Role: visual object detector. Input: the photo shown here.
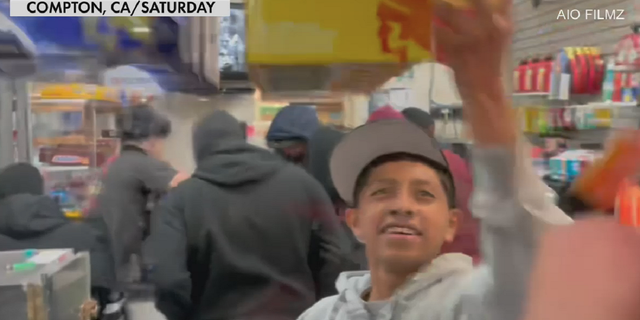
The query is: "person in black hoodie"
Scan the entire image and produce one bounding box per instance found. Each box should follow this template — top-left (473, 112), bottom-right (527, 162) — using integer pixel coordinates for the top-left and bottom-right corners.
top-left (306, 126), bottom-right (367, 270)
top-left (266, 105), bottom-right (320, 166)
top-left (145, 110), bottom-right (349, 320)
top-left (0, 163), bottom-right (116, 314)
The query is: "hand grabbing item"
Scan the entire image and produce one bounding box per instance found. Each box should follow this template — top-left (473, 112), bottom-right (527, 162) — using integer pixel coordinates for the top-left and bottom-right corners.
top-left (570, 129), bottom-right (640, 211)
top-left (432, 0), bottom-right (516, 148)
top-left (523, 219), bottom-right (640, 320)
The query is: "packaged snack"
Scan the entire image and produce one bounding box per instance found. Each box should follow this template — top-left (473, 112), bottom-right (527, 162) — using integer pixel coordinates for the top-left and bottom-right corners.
top-left (572, 130), bottom-right (640, 210)
top-left (246, 0), bottom-right (501, 100)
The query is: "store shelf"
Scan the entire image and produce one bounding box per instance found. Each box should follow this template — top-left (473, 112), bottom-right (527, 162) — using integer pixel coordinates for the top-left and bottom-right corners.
top-left (513, 92), bottom-right (550, 97)
top-left (611, 65), bottom-right (640, 73)
top-left (586, 101), bottom-right (636, 108)
top-left (38, 166), bottom-right (90, 172)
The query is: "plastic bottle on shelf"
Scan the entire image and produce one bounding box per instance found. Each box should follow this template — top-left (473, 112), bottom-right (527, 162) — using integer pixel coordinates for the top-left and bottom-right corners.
top-left (602, 57), bottom-right (615, 102)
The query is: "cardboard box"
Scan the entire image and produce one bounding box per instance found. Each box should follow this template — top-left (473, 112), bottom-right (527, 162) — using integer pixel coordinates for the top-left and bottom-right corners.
top-left (246, 0), bottom-right (433, 97)
top-left (0, 249), bottom-right (92, 320)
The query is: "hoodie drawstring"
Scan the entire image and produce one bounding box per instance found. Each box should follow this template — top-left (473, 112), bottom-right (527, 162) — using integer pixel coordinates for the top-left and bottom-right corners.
top-left (327, 291), bottom-right (347, 320)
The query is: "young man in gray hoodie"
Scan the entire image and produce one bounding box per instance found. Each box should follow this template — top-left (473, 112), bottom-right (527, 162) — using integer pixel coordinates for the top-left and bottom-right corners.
top-left (297, 1), bottom-right (573, 319)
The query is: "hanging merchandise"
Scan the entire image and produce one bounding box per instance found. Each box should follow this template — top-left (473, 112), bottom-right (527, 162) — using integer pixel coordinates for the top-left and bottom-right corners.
top-left (614, 32), bottom-right (640, 71)
top-left (602, 57), bottom-right (616, 101)
top-left (588, 47), bottom-right (605, 94)
top-left (550, 50), bottom-right (570, 99)
top-left (574, 48), bottom-right (587, 94)
top-left (566, 47), bottom-right (584, 94)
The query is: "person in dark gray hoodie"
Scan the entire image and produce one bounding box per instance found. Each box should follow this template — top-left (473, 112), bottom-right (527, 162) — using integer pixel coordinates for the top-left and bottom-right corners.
top-left (307, 126), bottom-right (367, 270)
top-left (144, 110), bottom-right (350, 320)
top-left (0, 163), bottom-right (116, 317)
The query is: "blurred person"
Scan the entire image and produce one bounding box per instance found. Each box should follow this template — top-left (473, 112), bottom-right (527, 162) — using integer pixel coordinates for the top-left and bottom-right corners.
top-left (298, 1), bottom-right (573, 320)
top-left (266, 105), bottom-right (320, 165)
top-left (522, 219), bottom-right (640, 320)
top-left (401, 107), bottom-right (478, 261)
top-left (145, 110), bottom-right (349, 320)
top-left (0, 163), bottom-right (116, 317)
top-left (366, 105), bottom-right (404, 123)
top-left (307, 126), bottom-right (367, 270)
top-left (92, 105), bottom-right (188, 285)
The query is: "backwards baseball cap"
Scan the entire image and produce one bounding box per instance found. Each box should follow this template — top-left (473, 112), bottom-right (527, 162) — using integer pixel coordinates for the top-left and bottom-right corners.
top-left (329, 119), bottom-right (451, 206)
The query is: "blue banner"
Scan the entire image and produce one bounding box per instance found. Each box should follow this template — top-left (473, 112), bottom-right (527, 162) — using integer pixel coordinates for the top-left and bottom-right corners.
top-left (0, 3), bottom-right (178, 56)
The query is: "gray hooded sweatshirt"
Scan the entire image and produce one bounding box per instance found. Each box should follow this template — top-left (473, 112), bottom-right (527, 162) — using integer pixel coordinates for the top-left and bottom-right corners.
top-left (298, 143), bottom-right (573, 320)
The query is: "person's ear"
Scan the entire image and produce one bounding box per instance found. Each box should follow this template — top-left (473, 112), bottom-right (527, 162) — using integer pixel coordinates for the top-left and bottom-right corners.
top-left (345, 208), bottom-right (365, 243)
top-left (444, 208), bottom-right (461, 243)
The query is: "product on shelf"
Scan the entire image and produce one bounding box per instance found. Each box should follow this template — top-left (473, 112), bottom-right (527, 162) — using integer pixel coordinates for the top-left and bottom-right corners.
top-left (576, 47), bottom-right (590, 94)
top-left (549, 50), bottom-right (569, 99)
top-left (524, 58), bottom-right (534, 92)
top-left (602, 57), bottom-right (616, 101)
top-left (522, 103), bottom-right (614, 136)
top-left (31, 83), bottom-right (125, 168)
top-left (588, 47), bottom-right (605, 94)
top-left (513, 62), bottom-right (522, 93)
top-left (549, 149), bottom-right (600, 182)
top-left (614, 32), bottom-right (640, 71)
top-left (537, 56), bottom-right (553, 93)
top-left (43, 167), bottom-right (96, 219)
top-left (544, 47), bottom-right (605, 97)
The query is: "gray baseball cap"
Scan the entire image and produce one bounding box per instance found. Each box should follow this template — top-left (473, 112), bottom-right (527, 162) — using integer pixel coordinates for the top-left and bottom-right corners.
top-left (329, 119), bottom-right (450, 206)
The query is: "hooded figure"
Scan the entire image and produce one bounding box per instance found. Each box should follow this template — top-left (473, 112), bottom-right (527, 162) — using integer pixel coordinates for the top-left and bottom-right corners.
top-left (401, 107), bottom-right (479, 262)
top-left (0, 163), bottom-right (115, 290)
top-left (145, 111), bottom-right (350, 320)
top-left (266, 105), bottom-right (320, 165)
top-left (307, 127), bottom-right (367, 270)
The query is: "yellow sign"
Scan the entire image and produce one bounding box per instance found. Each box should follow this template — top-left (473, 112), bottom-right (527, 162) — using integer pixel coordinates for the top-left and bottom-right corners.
top-left (37, 83), bottom-right (119, 102)
top-left (246, 0), bottom-right (433, 64)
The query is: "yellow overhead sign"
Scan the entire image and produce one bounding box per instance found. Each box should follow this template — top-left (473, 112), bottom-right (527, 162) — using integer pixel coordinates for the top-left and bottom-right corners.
top-left (35, 83), bottom-right (119, 103)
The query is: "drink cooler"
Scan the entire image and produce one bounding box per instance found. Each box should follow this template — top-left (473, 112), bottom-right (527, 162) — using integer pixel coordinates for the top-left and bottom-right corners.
top-left (0, 250), bottom-right (92, 320)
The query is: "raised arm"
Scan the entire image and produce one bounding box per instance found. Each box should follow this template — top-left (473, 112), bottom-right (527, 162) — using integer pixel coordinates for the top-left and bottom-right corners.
top-left (433, 1), bottom-right (571, 319)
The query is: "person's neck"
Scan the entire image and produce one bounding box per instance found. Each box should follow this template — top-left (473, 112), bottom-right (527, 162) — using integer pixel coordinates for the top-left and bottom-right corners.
top-left (367, 267), bottom-right (414, 301)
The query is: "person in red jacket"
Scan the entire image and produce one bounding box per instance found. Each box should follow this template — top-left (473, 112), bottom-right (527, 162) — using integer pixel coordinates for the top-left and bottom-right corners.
top-left (367, 105), bottom-right (404, 123)
top-left (401, 107), bottom-right (479, 263)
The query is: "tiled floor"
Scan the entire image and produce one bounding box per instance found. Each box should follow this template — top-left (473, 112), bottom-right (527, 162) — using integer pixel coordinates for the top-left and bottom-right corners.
top-left (127, 301), bottom-right (166, 320)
